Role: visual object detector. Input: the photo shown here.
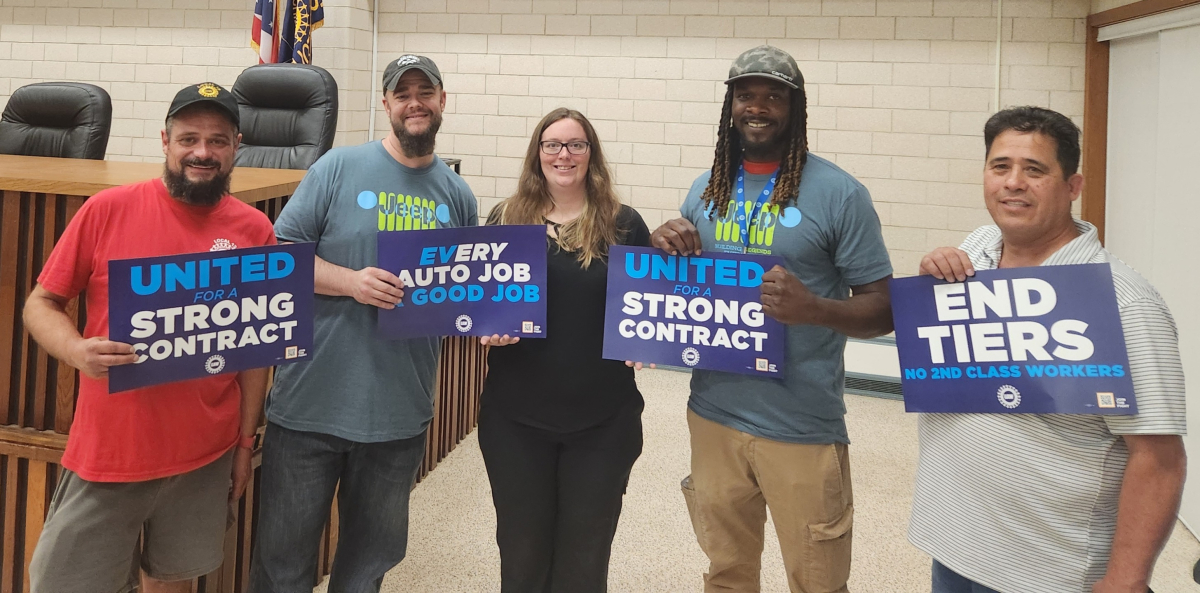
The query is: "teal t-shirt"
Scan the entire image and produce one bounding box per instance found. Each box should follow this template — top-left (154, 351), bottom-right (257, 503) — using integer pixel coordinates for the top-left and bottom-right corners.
top-left (680, 154), bottom-right (891, 444)
top-left (270, 141), bottom-right (479, 442)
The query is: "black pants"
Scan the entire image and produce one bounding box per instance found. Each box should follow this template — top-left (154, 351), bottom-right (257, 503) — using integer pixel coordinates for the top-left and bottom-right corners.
top-left (478, 398), bottom-right (643, 593)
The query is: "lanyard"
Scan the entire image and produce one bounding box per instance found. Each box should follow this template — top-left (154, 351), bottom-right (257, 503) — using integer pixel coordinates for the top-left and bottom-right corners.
top-left (734, 164), bottom-right (778, 252)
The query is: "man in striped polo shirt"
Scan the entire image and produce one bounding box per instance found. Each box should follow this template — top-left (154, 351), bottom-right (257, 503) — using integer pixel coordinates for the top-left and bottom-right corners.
top-left (909, 106), bottom-right (1187, 593)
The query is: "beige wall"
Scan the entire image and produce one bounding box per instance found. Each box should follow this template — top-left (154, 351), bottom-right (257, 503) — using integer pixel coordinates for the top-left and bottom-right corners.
top-left (0, 0), bottom-right (260, 161)
top-left (0, 0), bottom-right (1094, 274)
top-left (372, 0), bottom-right (1090, 273)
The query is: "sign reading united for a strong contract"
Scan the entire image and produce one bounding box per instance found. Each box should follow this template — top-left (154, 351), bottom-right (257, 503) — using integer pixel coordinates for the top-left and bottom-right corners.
top-left (890, 263), bottom-right (1136, 415)
top-left (108, 243), bottom-right (316, 393)
top-left (602, 246), bottom-right (786, 376)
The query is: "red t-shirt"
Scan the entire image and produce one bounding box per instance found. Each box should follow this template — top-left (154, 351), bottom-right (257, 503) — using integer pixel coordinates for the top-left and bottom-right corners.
top-left (38, 178), bottom-right (276, 482)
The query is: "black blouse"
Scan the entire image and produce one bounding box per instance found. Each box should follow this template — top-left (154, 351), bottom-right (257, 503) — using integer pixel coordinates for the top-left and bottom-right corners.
top-left (482, 205), bottom-right (651, 432)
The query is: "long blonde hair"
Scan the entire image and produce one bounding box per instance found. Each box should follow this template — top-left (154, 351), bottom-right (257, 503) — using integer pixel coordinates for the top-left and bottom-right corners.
top-left (495, 108), bottom-right (621, 269)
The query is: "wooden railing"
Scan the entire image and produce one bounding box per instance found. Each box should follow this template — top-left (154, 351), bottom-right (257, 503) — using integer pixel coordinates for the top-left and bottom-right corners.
top-left (0, 160), bottom-right (487, 592)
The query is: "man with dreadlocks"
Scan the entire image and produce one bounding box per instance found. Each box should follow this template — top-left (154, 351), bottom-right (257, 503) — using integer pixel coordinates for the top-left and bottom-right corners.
top-left (651, 45), bottom-right (894, 593)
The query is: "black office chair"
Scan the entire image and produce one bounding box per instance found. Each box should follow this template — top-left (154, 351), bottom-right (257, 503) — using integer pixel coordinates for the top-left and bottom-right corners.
top-left (232, 63), bottom-right (338, 170)
top-left (0, 82), bottom-right (112, 160)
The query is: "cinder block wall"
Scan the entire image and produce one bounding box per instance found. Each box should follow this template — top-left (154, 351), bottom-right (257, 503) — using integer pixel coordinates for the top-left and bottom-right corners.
top-left (373, 0), bottom-right (1089, 273)
top-left (0, 0), bottom-right (1092, 274)
top-left (0, 0), bottom-right (261, 161)
top-left (0, 0), bottom-right (375, 155)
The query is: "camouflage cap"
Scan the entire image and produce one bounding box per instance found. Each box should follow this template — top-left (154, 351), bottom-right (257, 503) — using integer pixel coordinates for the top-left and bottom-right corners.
top-left (725, 45), bottom-right (802, 90)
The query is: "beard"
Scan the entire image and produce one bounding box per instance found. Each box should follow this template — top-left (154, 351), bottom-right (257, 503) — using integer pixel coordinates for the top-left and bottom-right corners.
top-left (391, 110), bottom-right (442, 158)
top-left (162, 159), bottom-right (232, 207)
top-left (736, 120), bottom-right (788, 157)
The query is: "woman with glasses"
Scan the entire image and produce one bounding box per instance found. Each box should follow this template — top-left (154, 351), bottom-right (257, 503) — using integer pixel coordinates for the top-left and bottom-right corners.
top-left (478, 108), bottom-right (649, 593)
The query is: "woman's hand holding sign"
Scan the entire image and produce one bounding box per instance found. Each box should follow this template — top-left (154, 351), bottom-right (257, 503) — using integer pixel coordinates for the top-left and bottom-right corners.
top-left (650, 217), bottom-right (703, 256)
top-left (919, 247), bottom-right (975, 282)
top-left (481, 334), bottom-right (521, 346)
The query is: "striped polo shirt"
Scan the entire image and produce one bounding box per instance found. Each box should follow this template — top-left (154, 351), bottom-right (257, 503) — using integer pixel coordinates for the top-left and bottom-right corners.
top-left (907, 220), bottom-right (1187, 593)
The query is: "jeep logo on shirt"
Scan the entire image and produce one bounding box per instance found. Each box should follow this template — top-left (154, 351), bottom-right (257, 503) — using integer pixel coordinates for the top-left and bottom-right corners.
top-left (356, 190), bottom-right (452, 231)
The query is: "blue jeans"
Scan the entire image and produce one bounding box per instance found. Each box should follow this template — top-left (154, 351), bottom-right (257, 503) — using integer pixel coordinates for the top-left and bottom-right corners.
top-left (931, 561), bottom-right (1002, 593)
top-left (248, 422), bottom-right (427, 593)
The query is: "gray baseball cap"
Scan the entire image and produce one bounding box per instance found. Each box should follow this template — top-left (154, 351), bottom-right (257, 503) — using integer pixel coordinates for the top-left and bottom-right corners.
top-left (382, 54), bottom-right (443, 91)
top-left (725, 45), bottom-right (803, 90)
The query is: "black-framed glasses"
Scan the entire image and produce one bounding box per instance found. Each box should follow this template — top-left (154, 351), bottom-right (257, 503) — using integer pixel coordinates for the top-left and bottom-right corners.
top-left (540, 141), bottom-right (590, 155)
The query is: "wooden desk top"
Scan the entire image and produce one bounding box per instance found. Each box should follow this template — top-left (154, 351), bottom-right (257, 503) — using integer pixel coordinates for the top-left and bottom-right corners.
top-left (0, 154), bottom-right (306, 204)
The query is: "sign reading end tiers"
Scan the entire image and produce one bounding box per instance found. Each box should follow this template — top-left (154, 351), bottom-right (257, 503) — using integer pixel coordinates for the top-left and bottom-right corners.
top-left (890, 263), bottom-right (1136, 414)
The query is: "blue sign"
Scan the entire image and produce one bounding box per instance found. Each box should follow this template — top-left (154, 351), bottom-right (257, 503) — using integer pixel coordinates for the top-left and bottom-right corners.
top-left (891, 263), bottom-right (1136, 414)
top-left (108, 243), bottom-right (316, 393)
top-left (377, 225), bottom-right (547, 339)
top-left (602, 246), bottom-right (786, 376)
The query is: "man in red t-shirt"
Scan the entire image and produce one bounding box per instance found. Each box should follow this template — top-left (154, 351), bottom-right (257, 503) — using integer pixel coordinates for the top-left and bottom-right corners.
top-left (23, 83), bottom-right (274, 593)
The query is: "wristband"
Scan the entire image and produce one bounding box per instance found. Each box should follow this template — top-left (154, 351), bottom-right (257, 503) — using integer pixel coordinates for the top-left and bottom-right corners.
top-left (237, 435), bottom-right (256, 450)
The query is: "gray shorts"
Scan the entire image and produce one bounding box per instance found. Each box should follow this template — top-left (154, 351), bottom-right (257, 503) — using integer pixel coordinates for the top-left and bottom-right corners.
top-left (29, 449), bottom-right (234, 593)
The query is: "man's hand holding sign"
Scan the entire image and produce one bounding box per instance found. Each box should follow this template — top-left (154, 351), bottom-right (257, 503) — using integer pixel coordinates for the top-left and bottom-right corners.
top-left (318, 259), bottom-right (406, 310)
top-left (650, 217), bottom-right (893, 338)
top-left (919, 246), bottom-right (975, 282)
top-left (74, 336), bottom-right (141, 379)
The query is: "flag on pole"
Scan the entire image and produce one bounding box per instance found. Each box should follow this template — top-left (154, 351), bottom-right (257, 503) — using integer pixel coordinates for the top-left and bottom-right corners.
top-left (251, 0), bottom-right (279, 64)
top-left (277, 0), bottom-right (325, 65)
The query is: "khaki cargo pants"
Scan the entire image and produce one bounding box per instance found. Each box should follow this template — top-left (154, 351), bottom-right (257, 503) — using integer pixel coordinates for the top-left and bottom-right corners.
top-left (682, 410), bottom-right (853, 593)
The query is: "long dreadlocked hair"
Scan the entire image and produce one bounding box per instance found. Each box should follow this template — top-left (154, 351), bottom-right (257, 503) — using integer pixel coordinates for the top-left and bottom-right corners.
top-left (700, 83), bottom-right (809, 218)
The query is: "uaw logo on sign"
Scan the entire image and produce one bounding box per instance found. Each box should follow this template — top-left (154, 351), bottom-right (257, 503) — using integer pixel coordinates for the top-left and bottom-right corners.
top-left (890, 263), bottom-right (1137, 415)
top-left (204, 355), bottom-right (226, 375)
top-left (107, 243), bottom-right (316, 393)
top-left (601, 246), bottom-right (786, 377)
top-left (377, 225), bottom-right (548, 339)
top-left (455, 315), bottom-right (473, 333)
top-left (997, 384), bottom-right (1021, 409)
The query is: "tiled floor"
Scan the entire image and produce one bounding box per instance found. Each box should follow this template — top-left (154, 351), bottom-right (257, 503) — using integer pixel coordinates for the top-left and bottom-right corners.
top-left (316, 368), bottom-right (1200, 592)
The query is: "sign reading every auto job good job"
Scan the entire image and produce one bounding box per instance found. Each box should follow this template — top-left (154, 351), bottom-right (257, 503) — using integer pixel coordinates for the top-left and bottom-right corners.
top-left (890, 263), bottom-right (1136, 414)
top-left (377, 225), bottom-right (547, 339)
top-left (602, 246), bottom-right (786, 376)
top-left (108, 243), bottom-right (316, 393)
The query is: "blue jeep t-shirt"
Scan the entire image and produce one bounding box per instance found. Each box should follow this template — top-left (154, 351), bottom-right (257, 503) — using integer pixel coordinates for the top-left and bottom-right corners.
top-left (680, 154), bottom-right (891, 444)
top-left (270, 141), bottom-right (479, 442)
